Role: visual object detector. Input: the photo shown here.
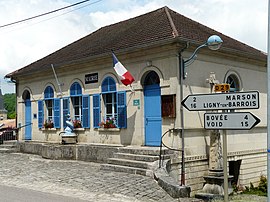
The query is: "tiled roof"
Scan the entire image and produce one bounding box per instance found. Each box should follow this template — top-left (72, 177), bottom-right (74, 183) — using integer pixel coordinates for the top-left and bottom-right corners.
top-left (6, 6), bottom-right (266, 78)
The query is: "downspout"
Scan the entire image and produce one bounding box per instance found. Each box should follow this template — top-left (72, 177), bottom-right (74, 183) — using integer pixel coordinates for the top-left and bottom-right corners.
top-left (9, 77), bottom-right (18, 137)
top-left (179, 43), bottom-right (188, 186)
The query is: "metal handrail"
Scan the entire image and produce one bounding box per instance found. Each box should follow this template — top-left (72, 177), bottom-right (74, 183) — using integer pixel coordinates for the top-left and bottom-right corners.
top-left (159, 128), bottom-right (183, 168)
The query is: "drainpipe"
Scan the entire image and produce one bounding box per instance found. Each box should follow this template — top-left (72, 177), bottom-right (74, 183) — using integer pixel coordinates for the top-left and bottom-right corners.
top-left (179, 43), bottom-right (188, 186)
top-left (9, 77), bottom-right (18, 139)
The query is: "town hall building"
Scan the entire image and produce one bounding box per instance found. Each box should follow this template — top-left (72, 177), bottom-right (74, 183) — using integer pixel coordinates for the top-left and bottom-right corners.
top-left (5, 7), bottom-right (267, 195)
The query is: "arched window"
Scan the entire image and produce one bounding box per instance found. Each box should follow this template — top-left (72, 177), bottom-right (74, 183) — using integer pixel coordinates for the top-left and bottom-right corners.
top-left (93, 76), bottom-right (127, 129)
top-left (70, 82), bottom-right (83, 122)
top-left (102, 76), bottom-right (116, 92)
top-left (44, 86), bottom-right (54, 99)
top-left (61, 81), bottom-right (90, 129)
top-left (102, 77), bottom-right (117, 125)
top-left (38, 86), bottom-right (61, 129)
top-left (22, 90), bottom-right (31, 100)
top-left (44, 86), bottom-right (54, 125)
top-left (225, 72), bottom-right (241, 92)
top-left (144, 71), bottom-right (160, 86)
top-left (70, 82), bottom-right (82, 96)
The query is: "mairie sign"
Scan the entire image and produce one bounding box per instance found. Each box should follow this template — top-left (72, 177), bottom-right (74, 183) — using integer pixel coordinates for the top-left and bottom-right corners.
top-left (181, 91), bottom-right (259, 111)
top-left (204, 112), bottom-right (260, 130)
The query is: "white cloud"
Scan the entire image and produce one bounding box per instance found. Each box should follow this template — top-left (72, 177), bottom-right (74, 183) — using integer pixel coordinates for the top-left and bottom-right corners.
top-left (0, 0), bottom-right (268, 94)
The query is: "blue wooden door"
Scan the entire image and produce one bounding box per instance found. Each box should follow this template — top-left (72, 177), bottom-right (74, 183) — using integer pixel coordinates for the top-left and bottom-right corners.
top-left (25, 99), bottom-right (32, 140)
top-left (144, 84), bottom-right (161, 146)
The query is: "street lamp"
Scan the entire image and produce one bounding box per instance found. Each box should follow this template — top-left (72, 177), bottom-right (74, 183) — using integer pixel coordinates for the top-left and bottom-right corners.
top-left (179, 35), bottom-right (223, 186)
top-left (182, 35), bottom-right (223, 79)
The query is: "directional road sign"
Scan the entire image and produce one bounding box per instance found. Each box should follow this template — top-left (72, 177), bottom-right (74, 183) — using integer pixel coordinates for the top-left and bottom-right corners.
top-left (181, 91), bottom-right (259, 111)
top-left (204, 112), bottom-right (260, 130)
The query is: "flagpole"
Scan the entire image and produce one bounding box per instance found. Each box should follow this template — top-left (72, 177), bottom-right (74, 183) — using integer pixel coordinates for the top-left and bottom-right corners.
top-left (267, 1), bottom-right (270, 201)
top-left (51, 64), bottom-right (63, 96)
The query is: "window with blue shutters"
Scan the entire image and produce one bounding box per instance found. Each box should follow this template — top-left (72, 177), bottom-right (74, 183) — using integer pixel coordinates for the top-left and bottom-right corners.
top-left (70, 82), bottom-right (83, 127)
top-left (97, 76), bottom-right (127, 128)
top-left (44, 86), bottom-right (54, 125)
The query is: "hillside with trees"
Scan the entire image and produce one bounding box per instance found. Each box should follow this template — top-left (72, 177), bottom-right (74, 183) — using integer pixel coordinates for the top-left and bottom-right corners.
top-left (4, 93), bottom-right (16, 119)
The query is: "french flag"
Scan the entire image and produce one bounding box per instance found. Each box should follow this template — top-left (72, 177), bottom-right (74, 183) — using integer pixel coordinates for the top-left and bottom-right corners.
top-left (112, 53), bottom-right (135, 86)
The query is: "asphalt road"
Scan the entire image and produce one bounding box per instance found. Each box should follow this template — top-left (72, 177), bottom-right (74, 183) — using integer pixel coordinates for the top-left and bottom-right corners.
top-left (0, 184), bottom-right (89, 202)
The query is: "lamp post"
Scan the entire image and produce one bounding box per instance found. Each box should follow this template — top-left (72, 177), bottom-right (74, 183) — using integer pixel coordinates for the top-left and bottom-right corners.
top-left (179, 35), bottom-right (223, 186)
top-left (182, 35), bottom-right (223, 79)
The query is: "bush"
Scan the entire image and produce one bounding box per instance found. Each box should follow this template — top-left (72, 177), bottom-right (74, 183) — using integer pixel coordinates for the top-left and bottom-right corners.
top-left (242, 175), bottom-right (267, 197)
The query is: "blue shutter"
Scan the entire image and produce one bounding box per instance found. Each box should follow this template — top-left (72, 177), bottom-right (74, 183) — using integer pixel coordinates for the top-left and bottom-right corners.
top-left (38, 100), bottom-right (44, 129)
top-left (63, 97), bottom-right (70, 128)
top-left (54, 98), bottom-right (61, 128)
top-left (117, 91), bottom-right (127, 128)
top-left (93, 94), bottom-right (100, 128)
top-left (82, 95), bottom-right (90, 128)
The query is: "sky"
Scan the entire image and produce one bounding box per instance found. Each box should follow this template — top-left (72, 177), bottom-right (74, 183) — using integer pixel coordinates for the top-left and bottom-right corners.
top-left (0, 0), bottom-right (268, 94)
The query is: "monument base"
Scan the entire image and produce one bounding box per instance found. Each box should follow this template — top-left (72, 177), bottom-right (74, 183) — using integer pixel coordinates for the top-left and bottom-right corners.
top-left (61, 134), bottom-right (77, 144)
top-left (195, 174), bottom-right (234, 201)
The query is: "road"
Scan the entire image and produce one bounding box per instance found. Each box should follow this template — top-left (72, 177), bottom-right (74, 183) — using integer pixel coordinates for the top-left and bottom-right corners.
top-left (0, 184), bottom-right (89, 202)
top-left (0, 153), bottom-right (196, 202)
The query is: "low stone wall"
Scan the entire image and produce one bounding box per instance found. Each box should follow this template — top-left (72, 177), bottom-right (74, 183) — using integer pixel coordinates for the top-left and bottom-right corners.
top-left (169, 156), bottom-right (209, 196)
top-left (17, 141), bottom-right (121, 162)
top-left (18, 141), bottom-right (43, 155)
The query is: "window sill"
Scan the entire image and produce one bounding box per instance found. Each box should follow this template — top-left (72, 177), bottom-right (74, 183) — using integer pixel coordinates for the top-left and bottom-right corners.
top-left (97, 128), bottom-right (120, 132)
top-left (41, 128), bottom-right (57, 131)
top-left (74, 128), bottom-right (85, 131)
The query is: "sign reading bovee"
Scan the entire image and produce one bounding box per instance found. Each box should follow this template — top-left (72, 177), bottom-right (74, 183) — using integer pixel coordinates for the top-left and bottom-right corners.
top-left (204, 112), bottom-right (260, 130)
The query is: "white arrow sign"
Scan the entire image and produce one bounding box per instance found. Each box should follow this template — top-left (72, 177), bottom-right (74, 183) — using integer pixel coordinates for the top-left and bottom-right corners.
top-left (181, 91), bottom-right (259, 111)
top-left (204, 112), bottom-right (260, 130)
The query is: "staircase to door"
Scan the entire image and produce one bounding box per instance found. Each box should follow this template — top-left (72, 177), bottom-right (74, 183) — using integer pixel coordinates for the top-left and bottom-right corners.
top-left (101, 146), bottom-right (175, 177)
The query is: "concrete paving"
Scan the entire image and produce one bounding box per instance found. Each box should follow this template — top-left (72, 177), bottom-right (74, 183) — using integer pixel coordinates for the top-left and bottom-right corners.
top-left (0, 153), bottom-right (201, 202)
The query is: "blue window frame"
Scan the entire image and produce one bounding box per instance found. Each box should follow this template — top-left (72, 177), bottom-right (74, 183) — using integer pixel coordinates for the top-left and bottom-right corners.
top-left (38, 86), bottom-right (61, 128)
top-left (93, 76), bottom-right (127, 128)
top-left (70, 82), bottom-right (82, 122)
top-left (44, 86), bottom-right (54, 122)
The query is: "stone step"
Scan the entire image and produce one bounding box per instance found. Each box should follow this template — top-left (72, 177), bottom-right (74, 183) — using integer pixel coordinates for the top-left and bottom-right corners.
top-left (0, 148), bottom-right (16, 153)
top-left (101, 163), bottom-right (153, 177)
top-left (107, 158), bottom-right (150, 169)
top-left (114, 152), bottom-right (171, 162)
top-left (0, 144), bottom-right (16, 149)
top-left (2, 140), bottom-right (17, 145)
top-left (119, 146), bottom-right (174, 156)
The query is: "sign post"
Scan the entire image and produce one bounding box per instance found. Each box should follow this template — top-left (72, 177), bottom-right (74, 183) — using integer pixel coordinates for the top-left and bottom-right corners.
top-left (181, 90), bottom-right (260, 202)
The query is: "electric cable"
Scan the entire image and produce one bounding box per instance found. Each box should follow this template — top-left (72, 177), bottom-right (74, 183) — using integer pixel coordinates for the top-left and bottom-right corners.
top-left (0, 0), bottom-right (93, 29)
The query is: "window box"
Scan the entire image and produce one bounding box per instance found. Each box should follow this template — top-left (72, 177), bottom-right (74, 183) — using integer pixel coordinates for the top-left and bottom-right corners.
top-left (97, 128), bottom-right (120, 132)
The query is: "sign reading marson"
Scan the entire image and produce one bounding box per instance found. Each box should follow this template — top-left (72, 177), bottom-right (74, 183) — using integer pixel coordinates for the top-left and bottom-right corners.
top-left (181, 91), bottom-right (259, 111)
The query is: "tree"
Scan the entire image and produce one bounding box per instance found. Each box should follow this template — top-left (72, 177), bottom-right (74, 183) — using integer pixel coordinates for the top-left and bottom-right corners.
top-left (4, 93), bottom-right (16, 119)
